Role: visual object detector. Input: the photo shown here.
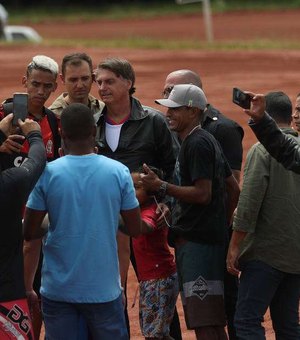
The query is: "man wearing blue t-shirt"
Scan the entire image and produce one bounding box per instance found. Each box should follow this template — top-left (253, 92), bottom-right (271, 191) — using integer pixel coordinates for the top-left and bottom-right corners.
top-left (23, 103), bottom-right (141, 339)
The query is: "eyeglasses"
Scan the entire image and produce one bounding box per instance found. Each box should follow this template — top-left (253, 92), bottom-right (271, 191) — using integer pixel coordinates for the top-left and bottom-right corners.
top-left (162, 86), bottom-right (174, 99)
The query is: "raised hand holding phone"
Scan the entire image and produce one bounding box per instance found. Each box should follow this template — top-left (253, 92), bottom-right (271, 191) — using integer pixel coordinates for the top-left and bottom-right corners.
top-left (13, 92), bottom-right (28, 126)
top-left (232, 87), bottom-right (251, 109)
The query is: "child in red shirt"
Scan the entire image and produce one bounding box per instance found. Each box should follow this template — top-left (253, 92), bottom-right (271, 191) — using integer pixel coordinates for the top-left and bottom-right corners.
top-left (131, 167), bottom-right (178, 339)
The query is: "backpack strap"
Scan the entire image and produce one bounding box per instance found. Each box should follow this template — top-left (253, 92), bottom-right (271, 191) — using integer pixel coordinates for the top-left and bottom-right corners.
top-left (1, 99), bottom-right (13, 116)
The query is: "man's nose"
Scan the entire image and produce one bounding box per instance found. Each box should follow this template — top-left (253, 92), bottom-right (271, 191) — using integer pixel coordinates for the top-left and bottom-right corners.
top-left (37, 85), bottom-right (45, 95)
top-left (76, 79), bottom-right (84, 88)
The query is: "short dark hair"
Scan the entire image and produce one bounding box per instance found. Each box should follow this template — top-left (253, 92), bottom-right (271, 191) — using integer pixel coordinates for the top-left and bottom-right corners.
top-left (61, 53), bottom-right (93, 77)
top-left (265, 91), bottom-right (292, 125)
top-left (97, 58), bottom-right (136, 95)
top-left (61, 103), bottom-right (95, 141)
top-left (133, 165), bottom-right (164, 200)
top-left (134, 165), bottom-right (164, 180)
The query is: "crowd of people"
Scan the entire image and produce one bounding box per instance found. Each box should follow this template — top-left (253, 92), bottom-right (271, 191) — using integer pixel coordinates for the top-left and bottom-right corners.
top-left (0, 52), bottom-right (299, 340)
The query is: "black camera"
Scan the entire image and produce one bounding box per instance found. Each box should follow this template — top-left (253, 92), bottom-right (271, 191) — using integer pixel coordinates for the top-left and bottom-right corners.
top-left (232, 87), bottom-right (251, 109)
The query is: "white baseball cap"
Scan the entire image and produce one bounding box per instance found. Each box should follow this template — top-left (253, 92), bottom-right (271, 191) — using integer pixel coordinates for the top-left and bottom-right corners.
top-left (155, 84), bottom-right (207, 110)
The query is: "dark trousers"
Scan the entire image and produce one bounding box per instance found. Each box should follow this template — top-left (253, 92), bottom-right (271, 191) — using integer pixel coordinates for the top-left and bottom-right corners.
top-left (224, 269), bottom-right (238, 339)
top-left (224, 227), bottom-right (238, 340)
top-left (235, 260), bottom-right (300, 340)
top-left (42, 294), bottom-right (128, 340)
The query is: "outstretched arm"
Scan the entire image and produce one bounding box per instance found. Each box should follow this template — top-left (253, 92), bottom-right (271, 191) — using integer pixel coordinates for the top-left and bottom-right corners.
top-left (250, 114), bottom-right (300, 173)
top-left (241, 91), bottom-right (300, 173)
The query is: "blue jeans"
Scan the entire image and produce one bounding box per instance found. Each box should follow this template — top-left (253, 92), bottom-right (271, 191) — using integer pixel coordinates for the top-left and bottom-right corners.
top-left (235, 260), bottom-right (300, 340)
top-left (42, 294), bottom-right (128, 340)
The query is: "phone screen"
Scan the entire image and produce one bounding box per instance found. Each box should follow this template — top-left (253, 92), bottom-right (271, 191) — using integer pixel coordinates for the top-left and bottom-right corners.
top-left (232, 87), bottom-right (251, 109)
top-left (13, 93), bottom-right (28, 126)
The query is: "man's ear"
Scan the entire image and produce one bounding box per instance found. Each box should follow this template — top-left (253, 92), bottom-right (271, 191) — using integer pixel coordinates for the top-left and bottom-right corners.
top-left (190, 107), bottom-right (200, 119)
top-left (126, 79), bottom-right (132, 92)
top-left (22, 76), bottom-right (27, 87)
top-left (60, 73), bottom-right (65, 83)
top-left (52, 81), bottom-right (58, 93)
top-left (58, 147), bottom-right (64, 157)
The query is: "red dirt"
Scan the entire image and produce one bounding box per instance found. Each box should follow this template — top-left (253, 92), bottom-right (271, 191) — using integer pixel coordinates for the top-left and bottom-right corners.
top-left (1, 8), bottom-right (300, 339)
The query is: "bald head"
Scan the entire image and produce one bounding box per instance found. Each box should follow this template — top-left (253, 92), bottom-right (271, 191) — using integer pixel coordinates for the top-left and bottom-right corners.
top-left (163, 69), bottom-right (202, 98)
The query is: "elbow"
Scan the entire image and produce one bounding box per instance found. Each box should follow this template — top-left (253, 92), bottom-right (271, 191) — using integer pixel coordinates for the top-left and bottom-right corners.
top-left (24, 234), bottom-right (33, 241)
top-left (196, 192), bottom-right (211, 205)
top-left (23, 224), bottom-right (43, 241)
top-left (23, 228), bottom-right (36, 241)
top-left (132, 221), bottom-right (143, 238)
top-left (130, 220), bottom-right (143, 238)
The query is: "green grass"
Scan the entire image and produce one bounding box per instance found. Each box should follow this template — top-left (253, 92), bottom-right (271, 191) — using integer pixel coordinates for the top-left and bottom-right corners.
top-left (3, 1), bottom-right (300, 51)
top-left (6, 1), bottom-right (300, 24)
top-left (2, 37), bottom-right (299, 51)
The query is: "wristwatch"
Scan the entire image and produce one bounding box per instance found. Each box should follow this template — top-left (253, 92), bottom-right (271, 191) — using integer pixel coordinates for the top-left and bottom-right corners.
top-left (158, 181), bottom-right (168, 199)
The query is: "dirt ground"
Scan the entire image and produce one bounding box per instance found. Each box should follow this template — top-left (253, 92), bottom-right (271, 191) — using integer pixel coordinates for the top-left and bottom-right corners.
top-left (1, 7), bottom-right (300, 339)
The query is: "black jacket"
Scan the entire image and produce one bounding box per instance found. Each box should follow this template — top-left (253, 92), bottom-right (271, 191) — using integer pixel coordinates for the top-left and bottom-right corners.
top-left (202, 104), bottom-right (244, 171)
top-left (96, 97), bottom-right (175, 181)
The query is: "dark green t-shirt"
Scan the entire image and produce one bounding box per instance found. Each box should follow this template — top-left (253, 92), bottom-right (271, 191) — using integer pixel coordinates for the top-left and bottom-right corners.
top-left (234, 128), bottom-right (300, 274)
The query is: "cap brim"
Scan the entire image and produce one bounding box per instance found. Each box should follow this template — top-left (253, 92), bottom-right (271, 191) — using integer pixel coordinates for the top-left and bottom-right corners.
top-left (155, 98), bottom-right (183, 108)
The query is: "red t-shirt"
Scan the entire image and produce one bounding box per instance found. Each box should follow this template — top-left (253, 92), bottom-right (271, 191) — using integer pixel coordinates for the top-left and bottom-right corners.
top-left (21, 114), bottom-right (55, 160)
top-left (0, 105), bottom-right (56, 166)
top-left (132, 202), bottom-right (177, 281)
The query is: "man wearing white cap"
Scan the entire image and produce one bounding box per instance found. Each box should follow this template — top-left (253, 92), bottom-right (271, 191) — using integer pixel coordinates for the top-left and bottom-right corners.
top-left (141, 84), bottom-right (240, 340)
top-left (163, 70), bottom-right (244, 340)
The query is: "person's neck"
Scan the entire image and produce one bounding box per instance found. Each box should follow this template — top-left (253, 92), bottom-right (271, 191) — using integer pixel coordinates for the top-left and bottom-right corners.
top-left (62, 135), bottom-right (96, 156)
top-left (66, 145), bottom-right (95, 156)
top-left (140, 197), bottom-right (154, 208)
top-left (65, 94), bottom-right (89, 106)
top-left (179, 122), bottom-right (200, 141)
top-left (106, 98), bottom-right (131, 124)
top-left (28, 103), bottom-right (44, 120)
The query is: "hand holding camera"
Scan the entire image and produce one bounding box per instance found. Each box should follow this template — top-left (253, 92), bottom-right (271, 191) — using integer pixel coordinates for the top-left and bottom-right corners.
top-left (12, 92), bottom-right (40, 136)
top-left (232, 87), bottom-right (251, 109)
top-left (18, 119), bottom-right (41, 137)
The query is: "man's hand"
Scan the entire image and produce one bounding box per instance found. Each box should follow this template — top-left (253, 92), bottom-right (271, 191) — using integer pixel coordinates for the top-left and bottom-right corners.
top-left (0, 113), bottom-right (13, 137)
top-left (26, 289), bottom-right (40, 321)
top-left (226, 243), bottom-right (240, 277)
top-left (18, 118), bottom-right (41, 137)
top-left (226, 230), bottom-right (246, 276)
top-left (140, 163), bottom-right (162, 192)
top-left (244, 92), bottom-right (266, 123)
top-left (0, 134), bottom-right (25, 154)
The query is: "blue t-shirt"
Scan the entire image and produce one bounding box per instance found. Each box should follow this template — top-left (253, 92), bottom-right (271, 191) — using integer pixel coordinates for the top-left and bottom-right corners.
top-left (26, 153), bottom-right (138, 303)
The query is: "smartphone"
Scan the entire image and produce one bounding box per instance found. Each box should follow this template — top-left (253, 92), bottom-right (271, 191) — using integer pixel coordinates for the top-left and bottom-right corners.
top-left (232, 87), bottom-right (251, 109)
top-left (13, 92), bottom-right (28, 126)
